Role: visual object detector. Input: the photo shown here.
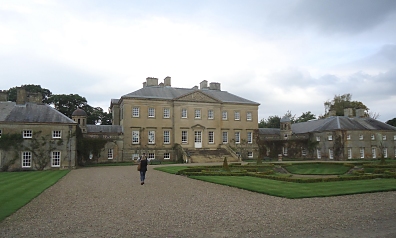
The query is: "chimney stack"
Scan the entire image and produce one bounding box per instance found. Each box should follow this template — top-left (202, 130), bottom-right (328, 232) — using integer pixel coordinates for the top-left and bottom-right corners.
top-left (16, 87), bottom-right (27, 105)
top-left (200, 80), bottom-right (208, 90)
top-left (146, 77), bottom-right (158, 87)
top-left (356, 109), bottom-right (366, 118)
top-left (0, 90), bottom-right (8, 101)
top-left (28, 92), bottom-right (43, 104)
top-left (164, 76), bottom-right (171, 87)
top-left (209, 82), bottom-right (221, 90)
top-left (344, 108), bottom-right (353, 117)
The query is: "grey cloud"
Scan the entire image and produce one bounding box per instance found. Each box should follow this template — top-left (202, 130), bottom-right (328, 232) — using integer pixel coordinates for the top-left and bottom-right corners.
top-left (285, 0), bottom-right (396, 34)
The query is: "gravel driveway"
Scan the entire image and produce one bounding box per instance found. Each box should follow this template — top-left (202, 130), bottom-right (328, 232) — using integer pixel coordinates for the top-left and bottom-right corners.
top-left (1, 165), bottom-right (395, 237)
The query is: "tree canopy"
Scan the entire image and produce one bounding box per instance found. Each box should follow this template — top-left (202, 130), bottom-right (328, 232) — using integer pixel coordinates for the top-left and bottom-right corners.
top-left (386, 118), bottom-right (396, 127)
top-left (323, 93), bottom-right (370, 117)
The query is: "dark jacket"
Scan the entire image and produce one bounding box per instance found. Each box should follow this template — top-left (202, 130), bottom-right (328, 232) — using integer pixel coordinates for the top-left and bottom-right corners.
top-left (140, 159), bottom-right (148, 172)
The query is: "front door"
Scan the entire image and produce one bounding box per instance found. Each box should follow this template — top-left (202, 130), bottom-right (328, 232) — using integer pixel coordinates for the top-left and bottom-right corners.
top-left (194, 131), bottom-right (202, 148)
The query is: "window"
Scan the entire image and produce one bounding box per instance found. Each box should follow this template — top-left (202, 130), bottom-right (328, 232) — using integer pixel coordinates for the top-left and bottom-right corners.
top-left (246, 112), bottom-right (252, 121)
top-left (222, 132), bottom-right (228, 143)
top-left (234, 111), bottom-right (240, 121)
top-left (247, 152), bottom-right (253, 158)
top-left (328, 135), bottom-right (333, 141)
top-left (317, 149), bottom-right (321, 159)
top-left (195, 109), bottom-right (201, 119)
top-left (181, 108), bottom-right (187, 118)
top-left (222, 111), bottom-right (227, 120)
top-left (132, 154), bottom-right (139, 160)
top-left (359, 135), bottom-right (363, 140)
top-left (360, 148), bottom-right (365, 159)
top-left (382, 135), bottom-right (387, 141)
top-left (247, 132), bottom-right (253, 144)
top-left (0, 129), bottom-right (3, 138)
top-left (329, 148), bottom-right (334, 159)
top-left (208, 131), bottom-right (214, 144)
top-left (302, 147), bottom-right (307, 156)
top-left (148, 153), bottom-right (155, 160)
top-left (52, 130), bottom-right (62, 139)
top-left (22, 152), bottom-right (32, 168)
top-left (163, 131), bottom-right (170, 144)
top-left (132, 131), bottom-right (139, 144)
top-left (394, 135), bottom-right (396, 141)
top-left (316, 136), bottom-right (320, 142)
top-left (372, 147), bottom-right (376, 159)
top-left (383, 148), bottom-right (388, 158)
top-left (51, 151), bottom-right (61, 167)
top-left (164, 153), bottom-right (170, 160)
top-left (148, 131), bottom-right (155, 144)
top-left (163, 108), bottom-right (170, 118)
top-left (371, 134), bottom-right (375, 140)
top-left (108, 149), bottom-right (113, 159)
top-left (348, 148), bottom-right (352, 159)
top-left (283, 147), bottom-right (288, 156)
top-left (347, 134), bottom-right (351, 140)
top-left (235, 132), bottom-right (240, 144)
top-left (148, 108), bottom-right (155, 118)
top-left (182, 131), bottom-right (188, 144)
top-left (23, 130), bottom-right (32, 138)
top-left (208, 110), bottom-right (214, 119)
top-left (132, 107), bottom-right (139, 117)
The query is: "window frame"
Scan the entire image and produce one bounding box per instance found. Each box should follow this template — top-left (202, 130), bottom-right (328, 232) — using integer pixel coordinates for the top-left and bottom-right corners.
top-left (148, 131), bottom-right (155, 144)
top-left (181, 131), bottom-right (188, 144)
top-left (194, 109), bottom-right (201, 119)
top-left (317, 149), bottom-right (321, 159)
top-left (383, 148), bottom-right (388, 158)
top-left (222, 131), bottom-right (228, 143)
top-left (163, 108), bottom-right (170, 118)
top-left (234, 131), bottom-right (240, 144)
top-left (51, 151), bottom-right (61, 167)
top-left (163, 130), bottom-right (170, 144)
top-left (359, 135), bottom-right (363, 140)
top-left (347, 134), bottom-right (351, 140)
top-left (234, 111), bottom-right (240, 121)
top-left (181, 108), bottom-right (187, 118)
top-left (23, 130), bottom-right (33, 139)
top-left (208, 131), bottom-right (214, 144)
top-left (382, 135), bottom-right (387, 141)
top-left (0, 129), bottom-right (3, 138)
top-left (327, 135), bottom-right (333, 141)
top-left (52, 130), bottom-right (62, 139)
top-left (132, 131), bottom-right (140, 144)
top-left (107, 149), bottom-right (113, 160)
top-left (208, 109), bottom-right (214, 119)
top-left (247, 132), bottom-right (253, 144)
top-left (372, 147), bottom-right (376, 159)
top-left (246, 112), bottom-right (252, 121)
top-left (22, 151), bottom-right (32, 168)
top-left (316, 136), bottom-right (320, 142)
top-left (148, 107), bottom-right (155, 118)
top-left (329, 148), bottom-right (334, 159)
top-left (148, 153), bottom-right (155, 160)
top-left (347, 148), bottom-right (352, 159)
top-left (222, 111), bottom-right (227, 120)
top-left (132, 107), bottom-right (140, 117)
top-left (371, 134), bottom-right (375, 140)
top-left (247, 151), bottom-right (253, 158)
top-left (360, 147), bottom-right (365, 159)
top-left (164, 152), bottom-right (170, 160)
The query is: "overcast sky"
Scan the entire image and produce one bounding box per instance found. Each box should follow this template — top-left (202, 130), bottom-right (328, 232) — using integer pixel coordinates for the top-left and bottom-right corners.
top-left (1, 0), bottom-right (396, 122)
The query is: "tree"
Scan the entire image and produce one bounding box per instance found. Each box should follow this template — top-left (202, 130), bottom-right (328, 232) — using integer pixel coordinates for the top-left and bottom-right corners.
top-left (386, 118), bottom-right (396, 127)
top-left (295, 111), bottom-right (316, 123)
top-left (258, 115), bottom-right (281, 128)
top-left (323, 94), bottom-right (370, 117)
top-left (84, 106), bottom-right (112, 125)
top-left (47, 94), bottom-right (88, 118)
top-left (7, 85), bottom-right (52, 103)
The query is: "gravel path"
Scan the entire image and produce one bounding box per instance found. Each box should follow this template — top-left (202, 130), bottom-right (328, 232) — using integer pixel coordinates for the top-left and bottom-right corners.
top-left (1, 165), bottom-right (395, 238)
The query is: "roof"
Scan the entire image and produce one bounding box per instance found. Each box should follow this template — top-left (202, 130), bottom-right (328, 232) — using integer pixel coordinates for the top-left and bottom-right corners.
top-left (259, 116), bottom-right (396, 135)
top-left (121, 86), bottom-right (260, 105)
top-left (72, 108), bottom-right (87, 116)
top-left (0, 102), bottom-right (76, 124)
top-left (280, 116), bottom-right (291, 123)
top-left (86, 125), bottom-right (123, 134)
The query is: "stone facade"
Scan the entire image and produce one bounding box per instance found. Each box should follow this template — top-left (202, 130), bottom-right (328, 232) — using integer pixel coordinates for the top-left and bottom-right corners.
top-left (110, 77), bottom-right (260, 162)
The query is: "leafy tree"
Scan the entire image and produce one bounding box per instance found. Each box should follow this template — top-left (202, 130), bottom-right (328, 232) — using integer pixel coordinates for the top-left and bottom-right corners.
top-left (47, 94), bottom-right (88, 118)
top-left (258, 115), bottom-right (281, 128)
top-left (295, 111), bottom-right (316, 123)
top-left (386, 118), bottom-right (396, 127)
top-left (7, 85), bottom-right (52, 103)
top-left (284, 110), bottom-right (296, 123)
top-left (84, 106), bottom-right (112, 125)
top-left (324, 94), bottom-right (369, 117)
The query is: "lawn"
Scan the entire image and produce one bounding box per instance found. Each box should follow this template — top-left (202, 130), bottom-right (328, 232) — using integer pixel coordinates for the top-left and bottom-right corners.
top-left (284, 163), bottom-right (351, 175)
top-left (155, 166), bottom-right (190, 174)
top-left (0, 170), bottom-right (69, 222)
top-left (190, 176), bottom-right (396, 199)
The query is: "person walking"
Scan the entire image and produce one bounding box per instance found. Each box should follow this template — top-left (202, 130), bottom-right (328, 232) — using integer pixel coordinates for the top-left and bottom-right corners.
top-left (138, 153), bottom-right (148, 185)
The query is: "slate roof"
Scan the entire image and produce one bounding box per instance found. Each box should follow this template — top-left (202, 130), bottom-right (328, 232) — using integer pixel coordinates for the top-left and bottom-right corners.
top-left (121, 86), bottom-right (259, 105)
top-left (259, 116), bottom-right (396, 135)
top-left (0, 102), bottom-right (76, 124)
top-left (86, 125), bottom-right (123, 134)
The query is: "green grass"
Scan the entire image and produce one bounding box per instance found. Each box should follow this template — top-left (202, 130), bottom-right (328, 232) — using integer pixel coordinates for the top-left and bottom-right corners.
top-left (84, 162), bottom-right (136, 167)
top-left (284, 163), bottom-right (350, 175)
top-left (0, 170), bottom-right (69, 222)
top-left (154, 166), bottom-right (190, 174)
top-left (190, 176), bottom-right (396, 198)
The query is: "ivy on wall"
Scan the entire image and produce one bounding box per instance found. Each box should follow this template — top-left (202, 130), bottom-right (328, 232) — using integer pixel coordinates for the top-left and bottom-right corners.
top-left (75, 127), bottom-right (108, 165)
